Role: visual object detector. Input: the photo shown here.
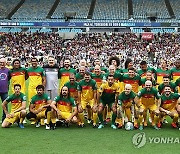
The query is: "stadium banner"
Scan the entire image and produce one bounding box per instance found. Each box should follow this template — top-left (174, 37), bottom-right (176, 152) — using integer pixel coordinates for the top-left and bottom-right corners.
top-left (0, 22), bottom-right (178, 27)
top-left (141, 32), bottom-right (154, 40)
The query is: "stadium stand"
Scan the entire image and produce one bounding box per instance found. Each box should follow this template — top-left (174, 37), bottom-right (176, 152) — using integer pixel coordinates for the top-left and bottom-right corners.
top-left (12, 0), bottom-right (55, 20)
top-left (52, 0), bottom-right (91, 19)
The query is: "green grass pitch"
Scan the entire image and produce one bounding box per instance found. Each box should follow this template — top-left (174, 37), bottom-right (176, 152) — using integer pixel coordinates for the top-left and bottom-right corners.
top-left (0, 81), bottom-right (179, 154)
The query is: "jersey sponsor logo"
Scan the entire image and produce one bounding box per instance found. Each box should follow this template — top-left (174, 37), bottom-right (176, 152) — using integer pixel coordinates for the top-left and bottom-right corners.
top-left (82, 86), bottom-right (92, 90)
top-left (12, 99), bottom-right (22, 104)
top-left (104, 89), bottom-right (116, 93)
top-left (172, 72), bottom-right (180, 76)
top-left (156, 73), bottom-right (169, 76)
top-left (123, 80), bottom-right (139, 84)
top-left (61, 73), bottom-right (71, 76)
top-left (142, 94), bottom-right (155, 98)
top-left (28, 72), bottom-right (41, 76)
top-left (69, 88), bottom-right (77, 92)
top-left (0, 73), bottom-right (7, 80)
top-left (11, 71), bottom-right (25, 77)
top-left (123, 99), bottom-right (133, 104)
top-left (93, 78), bottom-right (102, 83)
top-left (58, 101), bottom-right (71, 106)
top-left (163, 99), bottom-right (176, 104)
top-left (35, 99), bottom-right (45, 104)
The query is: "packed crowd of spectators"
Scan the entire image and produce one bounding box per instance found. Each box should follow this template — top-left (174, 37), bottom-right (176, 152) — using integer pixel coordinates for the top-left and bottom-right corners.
top-left (0, 32), bottom-right (179, 69)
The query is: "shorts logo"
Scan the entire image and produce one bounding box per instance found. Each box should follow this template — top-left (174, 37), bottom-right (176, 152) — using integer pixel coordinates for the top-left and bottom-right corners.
top-left (132, 132), bottom-right (146, 148)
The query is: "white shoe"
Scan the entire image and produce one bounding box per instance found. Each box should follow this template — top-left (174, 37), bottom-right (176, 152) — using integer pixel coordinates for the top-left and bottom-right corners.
top-left (36, 122), bottom-right (40, 128)
top-left (46, 124), bottom-right (50, 130)
top-left (23, 119), bottom-right (27, 124)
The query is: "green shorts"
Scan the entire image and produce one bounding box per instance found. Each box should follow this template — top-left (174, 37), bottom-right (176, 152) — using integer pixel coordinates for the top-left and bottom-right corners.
top-left (100, 99), bottom-right (114, 108)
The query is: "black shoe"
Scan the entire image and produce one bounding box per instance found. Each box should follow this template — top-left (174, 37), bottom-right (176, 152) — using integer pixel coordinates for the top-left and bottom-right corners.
top-left (50, 123), bottom-right (56, 130)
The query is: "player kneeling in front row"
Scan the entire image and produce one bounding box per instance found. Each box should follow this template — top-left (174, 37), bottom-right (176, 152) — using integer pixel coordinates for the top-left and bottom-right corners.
top-left (135, 80), bottom-right (161, 130)
top-left (158, 85), bottom-right (179, 128)
top-left (51, 86), bottom-right (78, 129)
top-left (98, 75), bottom-right (119, 129)
top-left (2, 84), bottom-right (26, 128)
top-left (117, 84), bottom-right (136, 129)
top-left (26, 85), bottom-right (52, 129)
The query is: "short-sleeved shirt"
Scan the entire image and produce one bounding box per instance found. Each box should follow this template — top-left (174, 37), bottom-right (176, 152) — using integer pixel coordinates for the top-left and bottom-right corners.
top-left (155, 68), bottom-right (171, 84)
top-left (6, 93), bottom-right (26, 112)
top-left (59, 68), bottom-right (76, 89)
top-left (137, 67), bottom-right (155, 78)
top-left (118, 91), bottom-right (136, 106)
top-left (27, 66), bottom-right (45, 89)
top-left (77, 79), bottom-right (97, 101)
top-left (31, 93), bottom-right (50, 110)
top-left (91, 73), bottom-right (104, 89)
top-left (75, 73), bottom-right (84, 82)
top-left (140, 78), bottom-right (156, 88)
top-left (171, 67), bottom-right (180, 82)
top-left (64, 81), bottom-right (78, 100)
top-left (137, 87), bottom-right (160, 106)
top-left (158, 82), bottom-right (178, 94)
top-left (160, 93), bottom-right (179, 110)
top-left (99, 82), bottom-right (119, 104)
top-left (121, 74), bottom-right (141, 93)
top-left (54, 96), bottom-right (76, 112)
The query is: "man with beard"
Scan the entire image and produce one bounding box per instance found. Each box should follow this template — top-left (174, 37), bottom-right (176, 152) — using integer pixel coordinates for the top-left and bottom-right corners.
top-left (158, 85), bottom-right (179, 128)
top-left (51, 86), bottom-right (78, 129)
top-left (77, 72), bottom-right (97, 127)
top-left (76, 66), bottom-right (86, 82)
top-left (10, 59), bottom-right (27, 94)
top-left (2, 84), bottom-right (26, 128)
top-left (135, 81), bottom-right (161, 130)
top-left (97, 75), bottom-right (119, 129)
top-left (26, 85), bottom-right (51, 129)
top-left (59, 59), bottom-right (76, 90)
top-left (27, 57), bottom-right (46, 103)
top-left (43, 56), bottom-right (59, 99)
top-left (90, 58), bottom-right (108, 74)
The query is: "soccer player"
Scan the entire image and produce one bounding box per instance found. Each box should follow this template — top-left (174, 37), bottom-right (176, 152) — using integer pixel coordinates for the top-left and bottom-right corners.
top-left (117, 84), bottom-right (136, 128)
top-left (27, 57), bottom-right (46, 103)
top-left (10, 59), bottom-right (27, 94)
top-left (64, 74), bottom-right (78, 101)
top-left (109, 56), bottom-right (121, 73)
top-left (175, 78), bottom-right (180, 93)
top-left (137, 61), bottom-right (155, 78)
top-left (158, 76), bottom-right (178, 94)
top-left (121, 67), bottom-right (141, 93)
top-left (75, 66), bottom-right (86, 82)
top-left (122, 58), bottom-right (133, 73)
top-left (77, 72), bottom-right (97, 127)
top-left (135, 81), bottom-right (161, 130)
top-left (155, 60), bottom-right (171, 85)
top-left (2, 84), bottom-right (26, 128)
top-left (158, 85), bottom-right (179, 128)
top-left (97, 75), bottom-right (119, 129)
top-left (26, 85), bottom-right (51, 129)
top-left (140, 71), bottom-right (156, 88)
top-left (59, 59), bottom-right (76, 90)
top-left (171, 59), bottom-right (180, 82)
top-left (43, 56), bottom-right (59, 99)
top-left (91, 65), bottom-right (104, 89)
top-left (90, 59), bottom-right (108, 74)
top-left (51, 86), bottom-right (78, 128)
top-left (0, 57), bottom-right (10, 122)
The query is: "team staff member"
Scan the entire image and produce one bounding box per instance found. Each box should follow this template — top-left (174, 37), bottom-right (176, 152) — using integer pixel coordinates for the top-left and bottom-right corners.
top-left (2, 84), bottom-right (26, 128)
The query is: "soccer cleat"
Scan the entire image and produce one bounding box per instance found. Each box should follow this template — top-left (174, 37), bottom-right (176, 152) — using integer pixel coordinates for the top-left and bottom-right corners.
top-left (154, 125), bottom-right (160, 130)
top-left (103, 120), bottom-right (108, 125)
top-left (19, 123), bottom-right (25, 129)
top-left (93, 123), bottom-right (98, 128)
top-left (78, 123), bottom-right (85, 128)
top-left (36, 122), bottom-right (41, 128)
top-left (51, 123), bottom-right (56, 130)
top-left (98, 124), bottom-right (104, 129)
top-left (134, 124), bottom-right (139, 129)
top-left (171, 122), bottom-right (178, 128)
top-left (144, 121), bottom-right (148, 127)
top-left (157, 122), bottom-right (162, 128)
top-left (23, 119), bottom-right (27, 124)
top-left (111, 124), bottom-right (117, 129)
top-left (117, 123), bottom-right (123, 129)
top-left (163, 119), bottom-right (168, 124)
top-left (139, 125), bottom-right (143, 130)
top-left (65, 123), bottom-right (70, 128)
top-left (46, 124), bottom-right (50, 130)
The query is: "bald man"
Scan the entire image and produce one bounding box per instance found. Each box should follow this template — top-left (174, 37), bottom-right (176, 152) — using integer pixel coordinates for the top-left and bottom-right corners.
top-left (0, 57), bottom-right (10, 122)
top-left (117, 84), bottom-right (136, 128)
top-left (135, 81), bottom-right (161, 130)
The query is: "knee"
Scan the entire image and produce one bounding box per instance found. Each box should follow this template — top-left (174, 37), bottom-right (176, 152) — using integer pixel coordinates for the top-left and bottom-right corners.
top-left (21, 110), bottom-right (27, 116)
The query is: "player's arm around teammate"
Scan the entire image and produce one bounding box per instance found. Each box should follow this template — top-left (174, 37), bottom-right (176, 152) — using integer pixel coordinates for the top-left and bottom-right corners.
top-left (2, 84), bottom-right (26, 128)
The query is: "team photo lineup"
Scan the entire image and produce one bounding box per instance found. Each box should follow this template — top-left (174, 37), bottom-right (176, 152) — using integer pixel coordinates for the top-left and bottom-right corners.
top-left (0, 50), bottom-right (180, 130)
